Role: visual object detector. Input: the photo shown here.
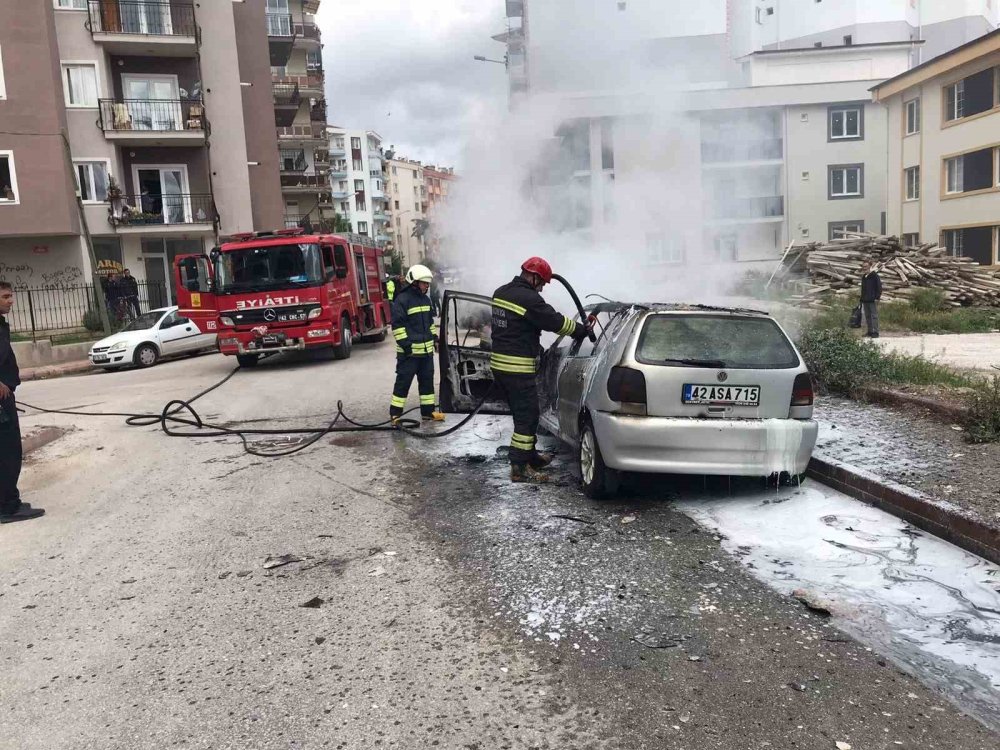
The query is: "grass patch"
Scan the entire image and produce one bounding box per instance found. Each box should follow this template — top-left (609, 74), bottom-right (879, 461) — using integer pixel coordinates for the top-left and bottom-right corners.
top-left (11, 330), bottom-right (101, 346)
top-left (807, 298), bottom-right (1000, 334)
top-left (966, 376), bottom-right (1000, 444)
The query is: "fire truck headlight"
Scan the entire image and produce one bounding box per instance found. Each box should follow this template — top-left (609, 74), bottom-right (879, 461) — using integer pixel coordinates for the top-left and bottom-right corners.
top-left (219, 337), bottom-right (239, 347)
top-left (220, 316), bottom-right (235, 327)
top-left (307, 307), bottom-right (323, 320)
top-left (307, 329), bottom-right (331, 338)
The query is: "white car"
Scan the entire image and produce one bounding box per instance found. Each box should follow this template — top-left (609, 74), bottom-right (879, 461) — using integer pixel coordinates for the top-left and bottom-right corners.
top-left (88, 306), bottom-right (218, 370)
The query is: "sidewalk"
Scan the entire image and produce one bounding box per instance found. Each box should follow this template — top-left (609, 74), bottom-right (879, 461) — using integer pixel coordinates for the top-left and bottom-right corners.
top-left (19, 360), bottom-right (93, 382)
top-left (811, 395), bottom-right (1000, 562)
top-left (874, 332), bottom-right (1000, 372)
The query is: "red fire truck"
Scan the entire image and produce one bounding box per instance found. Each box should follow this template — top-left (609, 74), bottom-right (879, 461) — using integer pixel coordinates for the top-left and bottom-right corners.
top-left (173, 228), bottom-right (390, 367)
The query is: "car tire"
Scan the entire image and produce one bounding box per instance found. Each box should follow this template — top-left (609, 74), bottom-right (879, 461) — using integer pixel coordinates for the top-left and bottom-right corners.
top-left (579, 420), bottom-right (617, 500)
top-left (333, 316), bottom-right (353, 360)
top-left (133, 343), bottom-right (159, 369)
top-left (236, 353), bottom-right (260, 368)
top-left (779, 471), bottom-right (808, 487)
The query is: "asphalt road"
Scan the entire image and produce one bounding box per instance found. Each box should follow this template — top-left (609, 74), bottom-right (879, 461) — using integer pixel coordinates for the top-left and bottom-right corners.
top-left (3, 342), bottom-right (998, 749)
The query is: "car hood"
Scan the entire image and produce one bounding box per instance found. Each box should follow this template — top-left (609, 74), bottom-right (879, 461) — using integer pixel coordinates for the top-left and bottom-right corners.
top-left (92, 330), bottom-right (156, 349)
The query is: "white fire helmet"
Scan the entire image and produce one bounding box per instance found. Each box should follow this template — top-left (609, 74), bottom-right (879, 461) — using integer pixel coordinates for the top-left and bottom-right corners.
top-left (405, 264), bottom-right (433, 285)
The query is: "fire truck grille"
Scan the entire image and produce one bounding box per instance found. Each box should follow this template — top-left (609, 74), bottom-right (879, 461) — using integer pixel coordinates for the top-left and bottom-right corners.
top-left (227, 303), bottom-right (323, 327)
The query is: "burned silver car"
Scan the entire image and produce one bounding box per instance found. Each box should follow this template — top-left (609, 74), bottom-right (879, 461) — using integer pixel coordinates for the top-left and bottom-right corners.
top-left (439, 292), bottom-right (818, 498)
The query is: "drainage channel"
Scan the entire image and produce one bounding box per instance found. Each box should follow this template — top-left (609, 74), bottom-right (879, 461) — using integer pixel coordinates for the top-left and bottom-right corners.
top-left (677, 482), bottom-right (1000, 733)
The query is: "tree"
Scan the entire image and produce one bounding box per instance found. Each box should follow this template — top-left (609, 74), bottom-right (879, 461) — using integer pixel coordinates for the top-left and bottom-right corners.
top-left (331, 213), bottom-right (352, 233)
top-left (386, 250), bottom-right (403, 276)
top-left (411, 218), bottom-right (431, 241)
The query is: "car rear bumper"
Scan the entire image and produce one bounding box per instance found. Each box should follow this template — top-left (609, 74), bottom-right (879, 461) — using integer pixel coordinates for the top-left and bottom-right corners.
top-left (592, 412), bottom-right (818, 477)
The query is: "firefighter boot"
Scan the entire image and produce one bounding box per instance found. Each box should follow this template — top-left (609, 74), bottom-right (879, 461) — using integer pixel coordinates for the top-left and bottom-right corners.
top-left (422, 411), bottom-right (446, 423)
top-left (511, 464), bottom-right (550, 484)
top-left (529, 451), bottom-right (554, 469)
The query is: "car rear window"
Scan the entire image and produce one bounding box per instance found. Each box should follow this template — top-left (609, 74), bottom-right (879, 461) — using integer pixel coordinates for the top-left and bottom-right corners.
top-left (635, 314), bottom-right (800, 369)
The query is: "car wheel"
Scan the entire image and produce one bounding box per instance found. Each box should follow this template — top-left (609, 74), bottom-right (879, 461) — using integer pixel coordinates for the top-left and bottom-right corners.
top-left (236, 353), bottom-right (260, 368)
top-left (133, 344), bottom-right (159, 369)
top-left (579, 421), bottom-right (617, 499)
top-left (779, 471), bottom-right (808, 487)
top-left (333, 316), bottom-right (353, 360)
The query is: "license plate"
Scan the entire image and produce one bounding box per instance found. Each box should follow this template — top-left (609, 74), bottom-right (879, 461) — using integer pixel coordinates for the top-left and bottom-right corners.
top-left (92, 356), bottom-right (110, 364)
top-left (261, 335), bottom-right (284, 347)
top-left (683, 384), bottom-right (760, 406)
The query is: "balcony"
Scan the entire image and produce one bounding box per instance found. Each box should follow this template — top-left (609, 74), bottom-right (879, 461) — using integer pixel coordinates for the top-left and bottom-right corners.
top-left (272, 73), bottom-right (323, 97)
top-left (310, 101), bottom-right (327, 122)
top-left (99, 99), bottom-right (206, 145)
top-left (87, 1), bottom-right (198, 56)
top-left (294, 21), bottom-right (322, 45)
top-left (280, 174), bottom-right (330, 192)
top-left (701, 139), bottom-right (783, 165)
top-left (279, 149), bottom-right (307, 174)
top-left (706, 196), bottom-right (784, 224)
top-left (276, 123), bottom-right (326, 144)
top-left (329, 144), bottom-right (347, 157)
top-left (330, 190), bottom-right (351, 200)
top-left (108, 193), bottom-right (215, 232)
top-left (313, 150), bottom-right (330, 168)
top-left (368, 150), bottom-right (382, 163)
top-left (272, 83), bottom-right (301, 127)
top-left (266, 13), bottom-right (296, 66)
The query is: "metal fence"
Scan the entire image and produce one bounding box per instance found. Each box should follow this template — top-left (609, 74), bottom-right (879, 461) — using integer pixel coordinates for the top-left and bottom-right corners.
top-left (87, 0), bottom-right (198, 37)
top-left (7, 282), bottom-right (168, 340)
top-left (99, 98), bottom-right (205, 134)
top-left (109, 193), bottom-right (215, 227)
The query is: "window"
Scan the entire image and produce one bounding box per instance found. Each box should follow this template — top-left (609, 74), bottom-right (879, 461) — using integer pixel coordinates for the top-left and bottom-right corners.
top-left (943, 229), bottom-right (964, 256)
top-left (902, 233), bottom-right (920, 247)
top-left (357, 221), bottom-right (368, 235)
top-left (352, 159), bottom-right (363, 171)
top-left (0, 151), bottom-right (19, 204)
top-left (829, 164), bottom-right (863, 198)
top-left (75, 160), bottom-right (109, 202)
top-left (55, 0), bottom-right (87, 8)
top-left (843, 35), bottom-right (853, 46)
top-left (829, 221), bottom-right (864, 240)
top-left (905, 98), bottom-right (920, 135)
top-left (829, 105), bottom-right (863, 140)
top-left (394, 200), bottom-right (399, 209)
top-left (646, 233), bottom-right (683, 265)
top-left (339, 201), bottom-right (349, 212)
top-left (945, 68), bottom-right (995, 122)
top-left (945, 156), bottom-right (964, 193)
top-left (351, 137), bottom-right (361, 149)
top-left (942, 226), bottom-right (996, 264)
top-left (62, 62), bottom-right (99, 107)
top-left (353, 179), bottom-right (364, 192)
top-left (355, 197), bottom-right (366, 211)
top-left (905, 166), bottom-right (920, 201)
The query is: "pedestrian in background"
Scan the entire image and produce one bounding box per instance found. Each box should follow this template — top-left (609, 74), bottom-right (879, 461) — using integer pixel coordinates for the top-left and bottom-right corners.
top-left (120, 268), bottom-right (141, 319)
top-left (0, 281), bottom-right (45, 524)
top-left (860, 260), bottom-right (882, 338)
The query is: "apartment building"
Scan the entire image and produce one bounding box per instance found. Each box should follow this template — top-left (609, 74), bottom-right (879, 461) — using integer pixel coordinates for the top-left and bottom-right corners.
top-left (499, 0), bottom-right (998, 271)
top-left (0, 0), bottom-right (283, 306)
top-left (875, 29), bottom-right (1000, 265)
top-left (385, 157), bottom-right (426, 268)
top-left (327, 128), bottom-right (388, 242)
top-left (270, 0), bottom-right (333, 230)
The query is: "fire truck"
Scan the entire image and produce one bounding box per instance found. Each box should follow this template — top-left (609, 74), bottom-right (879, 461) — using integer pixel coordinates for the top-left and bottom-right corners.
top-left (172, 228), bottom-right (390, 367)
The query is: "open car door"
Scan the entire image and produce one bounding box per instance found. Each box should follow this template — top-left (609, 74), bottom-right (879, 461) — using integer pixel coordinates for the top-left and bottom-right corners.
top-left (173, 253), bottom-right (219, 336)
top-left (438, 290), bottom-right (510, 414)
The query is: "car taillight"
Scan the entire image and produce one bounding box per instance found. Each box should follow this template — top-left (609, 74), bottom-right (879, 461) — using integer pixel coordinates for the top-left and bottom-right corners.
top-left (791, 372), bottom-right (814, 407)
top-left (607, 366), bottom-right (647, 413)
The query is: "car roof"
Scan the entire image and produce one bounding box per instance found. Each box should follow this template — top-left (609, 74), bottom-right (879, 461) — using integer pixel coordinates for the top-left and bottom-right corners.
top-left (149, 306), bottom-right (177, 315)
top-left (585, 301), bottom-right (771, 317)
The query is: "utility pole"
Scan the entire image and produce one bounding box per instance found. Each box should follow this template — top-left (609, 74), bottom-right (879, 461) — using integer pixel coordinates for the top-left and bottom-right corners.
top-left (60, 130), bottom-right (112, 335)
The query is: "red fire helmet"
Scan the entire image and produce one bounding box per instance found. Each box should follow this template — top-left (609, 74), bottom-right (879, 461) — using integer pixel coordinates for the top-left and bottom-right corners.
top-left (521, 256), bottom-right (553, 284)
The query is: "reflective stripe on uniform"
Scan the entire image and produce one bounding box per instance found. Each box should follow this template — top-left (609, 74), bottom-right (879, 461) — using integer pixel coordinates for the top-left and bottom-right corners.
top-left (492, 297), bottom-right (527, 316)
top-left (510, 432), bottom-right (536, 450)
top-left (490, 352), bottom-right (536, 374)
top-left (557, 316), bottom-right (575, 336)
top-left (419, 394), bottom-right (436, 405)
top-left (393, 327), bottom-right (408, 340)
top-left (390, 395), bottom-right (406, 408)
top-left (407, 305), bottom-right (432, 315)
top-left (411, 341), bottom-right (434, 355)
top-left (430, 324), bottom-right (439, 335)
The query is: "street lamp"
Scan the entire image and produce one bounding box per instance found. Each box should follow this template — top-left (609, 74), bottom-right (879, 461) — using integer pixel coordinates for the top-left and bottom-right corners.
top-left (474, 54), bottom-right (508, 66)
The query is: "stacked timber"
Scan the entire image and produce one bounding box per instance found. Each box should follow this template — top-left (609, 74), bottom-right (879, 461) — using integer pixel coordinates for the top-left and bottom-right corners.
top-left (780, 234), bottom-right (1000, 308)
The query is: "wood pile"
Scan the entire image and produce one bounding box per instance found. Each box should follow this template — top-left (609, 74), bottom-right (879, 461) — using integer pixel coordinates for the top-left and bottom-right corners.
top-left (777, 234), bottom-right (1000, 308)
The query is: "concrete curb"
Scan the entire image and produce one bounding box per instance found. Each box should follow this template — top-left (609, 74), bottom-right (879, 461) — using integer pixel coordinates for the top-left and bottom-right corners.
top-left (22, 426), bottom-right (68, 456)
top-left (808, 453), bottom-right (1000, 566)
top-left (860, 386), bottom-right (969, 423)
top-left (20, 361), bottom-right (93, 382)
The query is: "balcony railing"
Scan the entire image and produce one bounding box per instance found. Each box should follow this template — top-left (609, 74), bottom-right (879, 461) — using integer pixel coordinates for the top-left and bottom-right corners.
top-left (266, 12), bottom-right (293, 37)
top-left (276, 124), bottom-right (326, 140)
top-left (99, 98), bottom-right (205, 133)
top-left (87, 0), bottom-right (197, 37)
top-left (701, 138), bottom-right (783, 164)
top-left (313, 150), bottom-right (330, 165)
top-left (272, 83), bottom-right (301, 106)
top-left (108, 193), bottom-right (215, 227)
top-left (279, 150), bottom-right (307, 173)
top-left (280, 174), bottom-right (330, 190)
top-left (272, 73), bottom-right (324, 90)
top-left (708, 195), bottom-right (784, 220)
top-left (294, 22), bottom-right (321, 41)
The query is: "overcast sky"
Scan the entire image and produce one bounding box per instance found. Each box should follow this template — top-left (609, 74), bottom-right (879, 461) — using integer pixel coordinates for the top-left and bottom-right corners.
top-left (317, 0), bottom-right (510, 170)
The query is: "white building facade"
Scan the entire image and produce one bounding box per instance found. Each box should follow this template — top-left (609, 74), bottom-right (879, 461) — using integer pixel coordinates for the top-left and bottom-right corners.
top-left (327, 127), bottom-right (389, 242)
top-left (385, 158), bottom-right (426, 268)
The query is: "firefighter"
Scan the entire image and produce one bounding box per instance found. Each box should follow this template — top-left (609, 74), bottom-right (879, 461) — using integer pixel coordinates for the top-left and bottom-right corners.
top-left (491, 257), bottom-right (590, 483)
top-left (389, 265), bottom-right (445, 425)
top-left (386, 275), bottom-right (397, 301)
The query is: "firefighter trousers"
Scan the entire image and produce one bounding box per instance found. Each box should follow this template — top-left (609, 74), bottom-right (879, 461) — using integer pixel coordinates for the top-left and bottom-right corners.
top-left (492, 370), bottom-right (540, 467)
top-left (389, 354), bottom-right (437, 418)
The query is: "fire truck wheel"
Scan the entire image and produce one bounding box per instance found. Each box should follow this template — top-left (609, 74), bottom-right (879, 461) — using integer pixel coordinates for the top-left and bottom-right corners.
top-left (236, 353), bottom-right (260, 368)
top-left (333, 316), bottom-right (353, 360)
top-left (133, 343), bottom-right (159, 369)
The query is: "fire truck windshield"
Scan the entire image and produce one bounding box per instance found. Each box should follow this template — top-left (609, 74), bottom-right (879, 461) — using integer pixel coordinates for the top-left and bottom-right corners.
top-left (215, 243), bottom-right (324, 293)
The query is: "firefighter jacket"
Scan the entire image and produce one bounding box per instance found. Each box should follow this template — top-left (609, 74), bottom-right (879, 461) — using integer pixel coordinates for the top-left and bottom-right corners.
top-left (490, 276), bottom-right (585, 374)
top-left (386, 279), bottom-right (396, 301)
top-left (391, 284), bottom-right (438, 357)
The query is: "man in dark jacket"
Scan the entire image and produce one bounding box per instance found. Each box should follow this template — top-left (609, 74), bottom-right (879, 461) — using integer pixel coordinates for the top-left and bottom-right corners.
top-left (120, 268), bottom-right (141, 319)
top-left (860, 260), bottom-right (882, 338)
top-left (0, 282), bottom-right (45, 524)
top-left (491, 257), bottom-right (590, 483)
top-left (389, 265), bottom-right (445, 425)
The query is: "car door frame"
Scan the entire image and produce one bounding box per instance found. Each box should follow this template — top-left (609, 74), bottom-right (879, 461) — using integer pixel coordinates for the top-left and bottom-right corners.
top-left (438, 290), bottom-right (510, 414)
top-left (157, 310), bottom-right (201, 355)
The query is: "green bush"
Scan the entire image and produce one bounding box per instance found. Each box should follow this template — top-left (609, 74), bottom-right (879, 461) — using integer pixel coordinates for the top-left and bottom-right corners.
top-left (909, 288), bottom-right (948, 314)
top-left (966, 375), bottom-right (1000, 444)
top-left (82, 308), bottom-right (104, 333)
